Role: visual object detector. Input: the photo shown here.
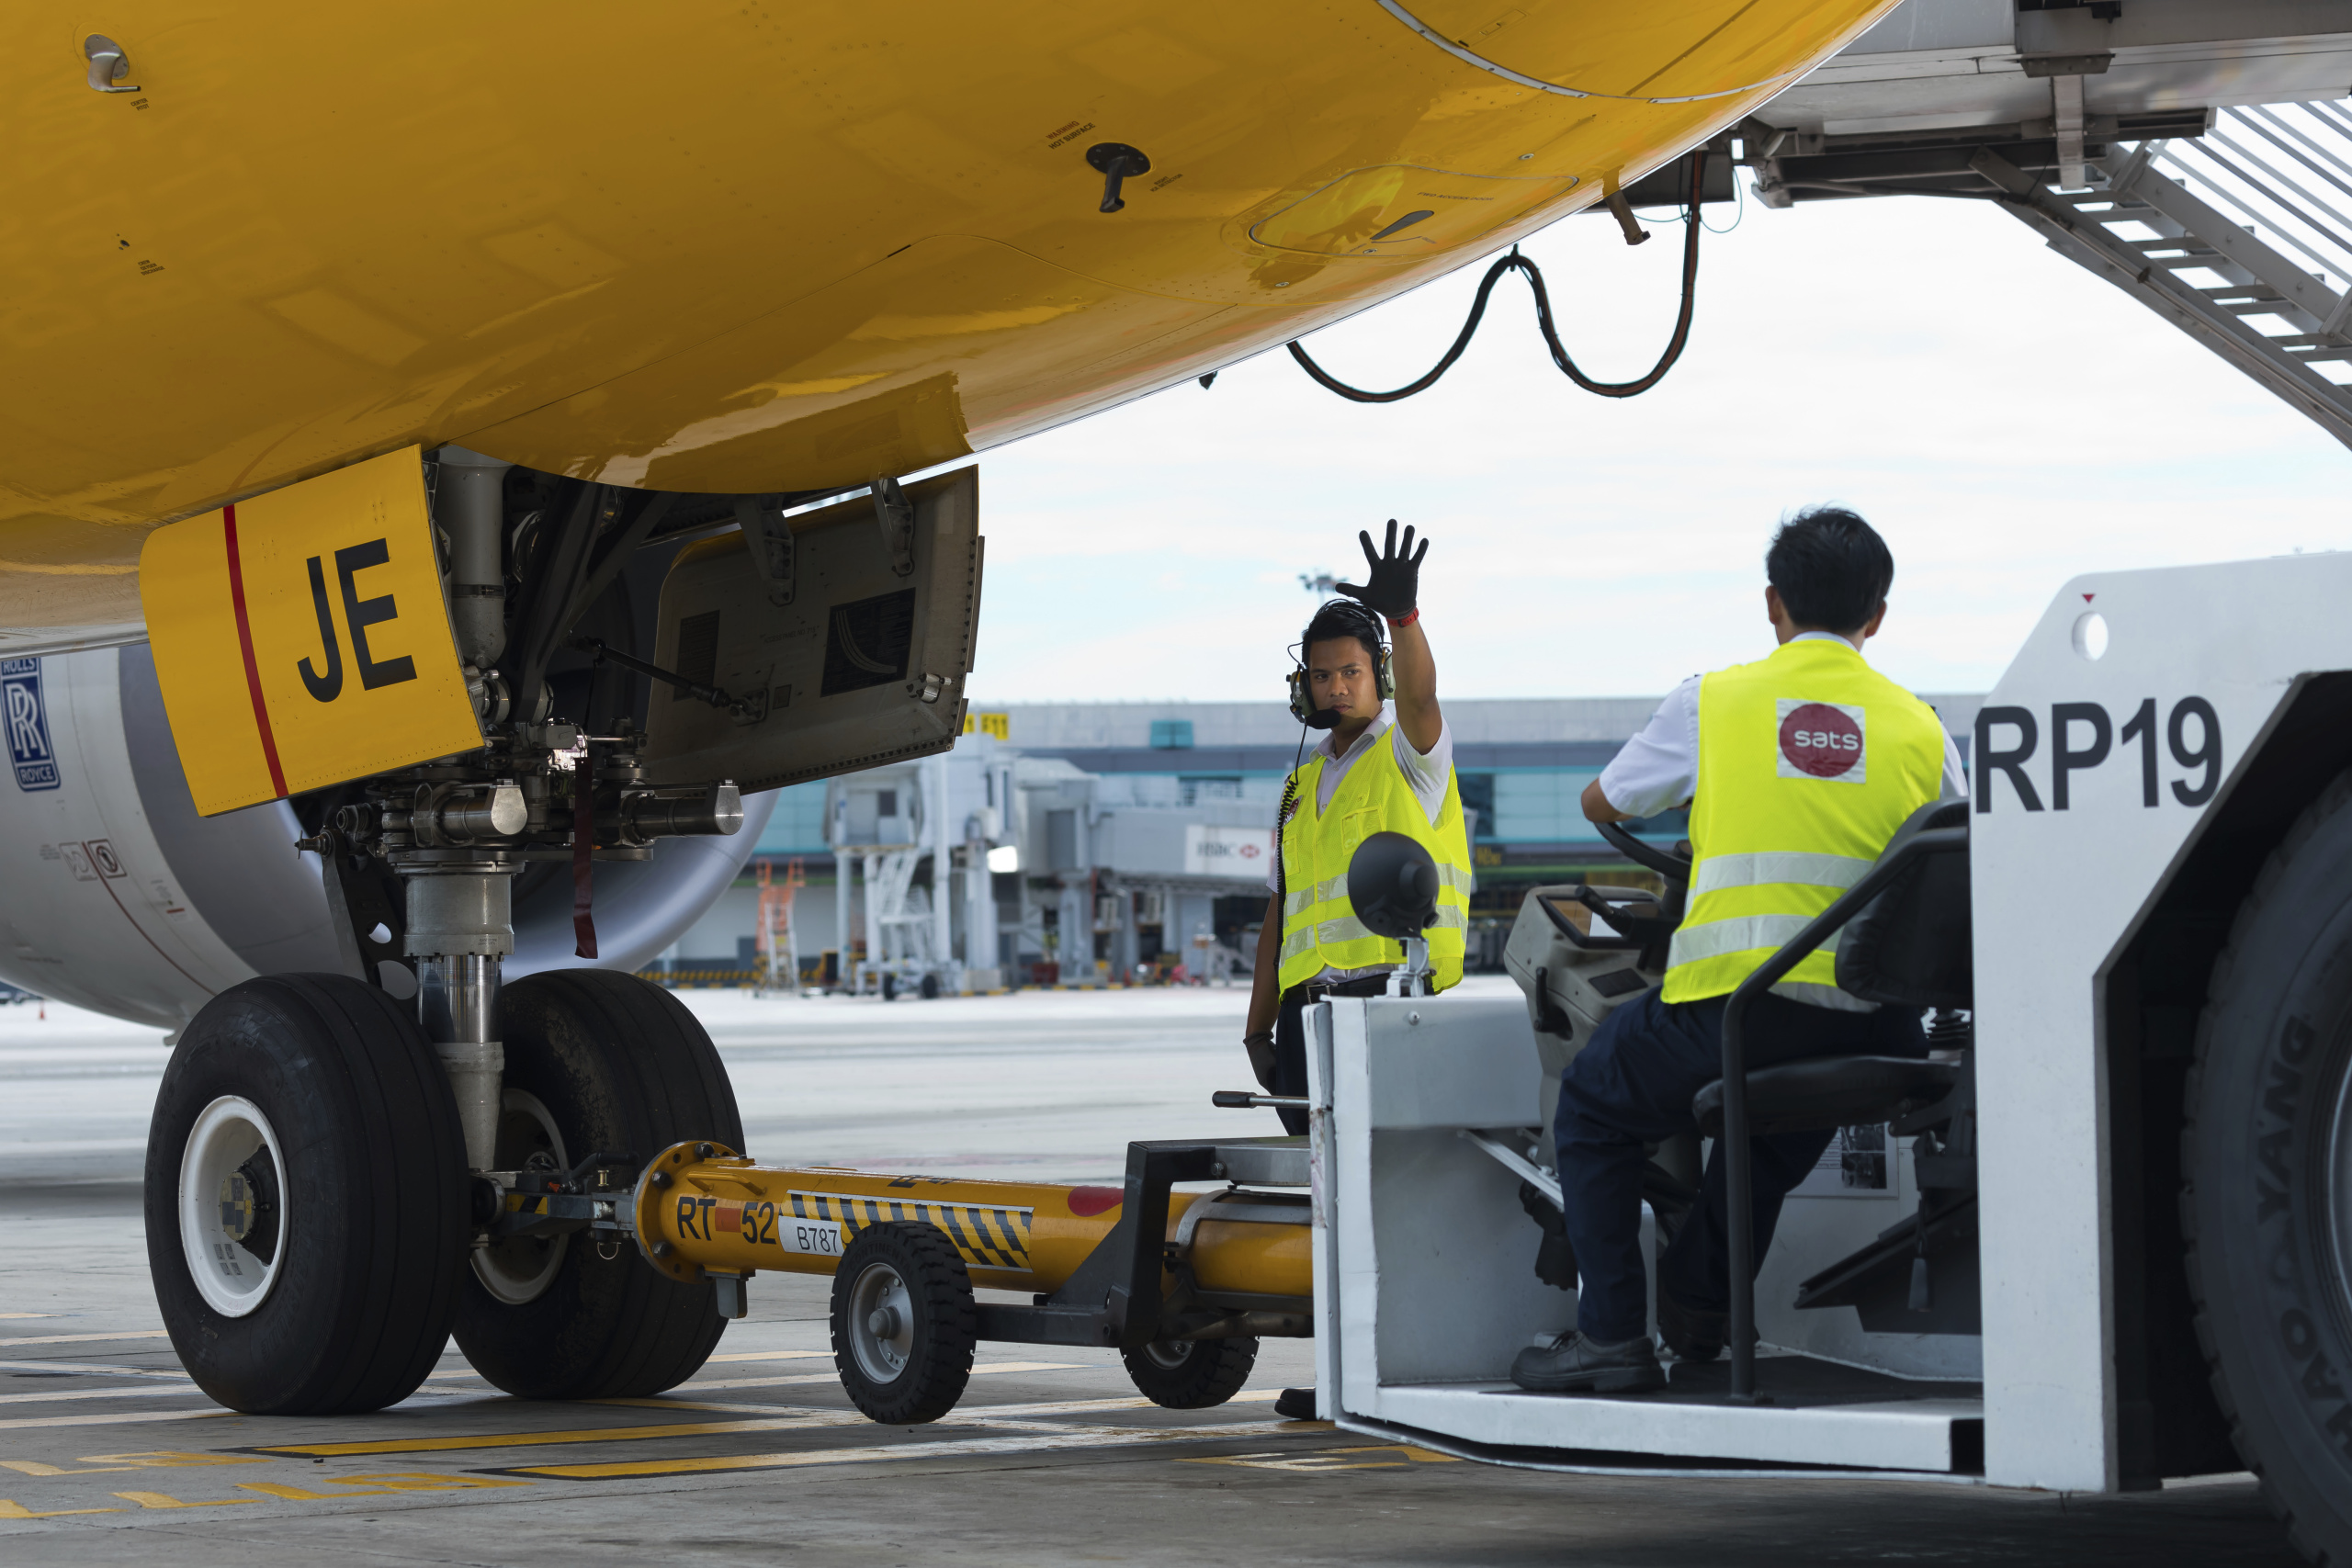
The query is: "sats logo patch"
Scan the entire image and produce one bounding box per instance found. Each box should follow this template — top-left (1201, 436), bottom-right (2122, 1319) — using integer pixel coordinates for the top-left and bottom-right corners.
top-left (1776, 698), bottom-right (1866, 784)
top-left (2, 659), bottom-right (60, 792)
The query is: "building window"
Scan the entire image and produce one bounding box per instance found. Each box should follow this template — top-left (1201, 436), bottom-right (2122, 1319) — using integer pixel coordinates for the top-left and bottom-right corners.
top-left (1149, 719), bottom-right (1194, 750)
top-left (1180, 775), bottom-right (1240, 805)
top-left (1457, 773), bottom-right (1497, 839)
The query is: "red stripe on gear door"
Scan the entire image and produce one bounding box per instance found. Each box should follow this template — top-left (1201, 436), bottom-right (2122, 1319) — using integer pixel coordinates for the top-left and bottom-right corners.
top-left (221, 503), bottom-right (289, 798)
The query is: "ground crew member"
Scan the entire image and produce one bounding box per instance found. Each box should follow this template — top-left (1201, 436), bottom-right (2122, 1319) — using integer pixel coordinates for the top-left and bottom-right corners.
top-left (1243, 520), bottom-right (1471, 1421)
top-left (1243, 521), bottom-right (1473, 1129)
top-left (1511, 507), bottom-right (1965, 1394)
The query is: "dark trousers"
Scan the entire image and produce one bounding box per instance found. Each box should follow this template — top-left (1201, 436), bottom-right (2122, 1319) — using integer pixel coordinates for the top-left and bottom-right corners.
top-left (1555, 987), bottom-right (1925, 1343)
top-left (1272, 977), bottom-right (1391, 1135)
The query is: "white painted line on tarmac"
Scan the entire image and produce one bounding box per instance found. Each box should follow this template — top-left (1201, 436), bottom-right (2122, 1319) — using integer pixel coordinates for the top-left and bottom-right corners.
top-left (701, 1350), bottom-right (834, 1364)
top-left (0, 1383), bottom-right (213, 1406)
top-left (0, 1332), bottom-right (173, 1348)
top-left (0, 1407), bottom-right (233, 1432)
top-left (517, 1416), bottom-right (1293, 1479)
top-left (0, 1361), bottom-right (191, 1381)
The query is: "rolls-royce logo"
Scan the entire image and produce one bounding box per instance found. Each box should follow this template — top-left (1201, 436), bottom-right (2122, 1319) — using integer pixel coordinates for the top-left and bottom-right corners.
top-left (3, 659), bottom-right (60, 792)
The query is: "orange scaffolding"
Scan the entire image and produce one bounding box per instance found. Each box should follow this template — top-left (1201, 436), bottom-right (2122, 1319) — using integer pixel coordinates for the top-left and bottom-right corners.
top-left (754, 856), bottom-right (806, 994)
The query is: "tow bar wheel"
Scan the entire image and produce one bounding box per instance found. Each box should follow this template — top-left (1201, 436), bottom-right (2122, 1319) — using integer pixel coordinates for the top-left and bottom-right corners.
top-left (829, 1221), bottom-right (976, 1424)
top-left (1122, 1335), bottom-right (1260, 1410)
top-left (177, 1095), bottom-right (288, 1317)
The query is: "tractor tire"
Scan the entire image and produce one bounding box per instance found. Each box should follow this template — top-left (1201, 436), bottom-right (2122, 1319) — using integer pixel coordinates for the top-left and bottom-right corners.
top-left (453, 970), bottom-right (742, 1400)
top-left (831, 1221), bottom-right (976, 1424)
top-left (1122, 1335), bottom-right (1259, 1410)
top-left (146, 974), bottom-right (468, 1415)
top-left (2188, 770), bottom-right (2352, 1565)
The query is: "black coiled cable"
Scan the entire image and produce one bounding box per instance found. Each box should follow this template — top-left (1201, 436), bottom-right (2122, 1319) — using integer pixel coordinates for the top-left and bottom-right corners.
top-left (1285, 149), bottom-right (1707, 402)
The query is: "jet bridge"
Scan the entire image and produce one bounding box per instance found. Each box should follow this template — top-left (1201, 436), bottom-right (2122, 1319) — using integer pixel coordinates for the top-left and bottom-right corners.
top-left (1740, 0), bottom-right (2352, 448)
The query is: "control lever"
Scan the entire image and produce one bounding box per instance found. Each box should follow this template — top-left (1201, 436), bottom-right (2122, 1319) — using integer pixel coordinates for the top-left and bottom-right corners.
top-left (571, 636), bottom-right (749, 716)
top-left (1214, 1091), bottom-right (1307, 1110)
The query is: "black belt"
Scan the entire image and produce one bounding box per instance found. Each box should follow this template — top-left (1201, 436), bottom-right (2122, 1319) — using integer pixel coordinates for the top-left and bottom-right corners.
top-left (1292, 976), bottom-right (1392, 1001)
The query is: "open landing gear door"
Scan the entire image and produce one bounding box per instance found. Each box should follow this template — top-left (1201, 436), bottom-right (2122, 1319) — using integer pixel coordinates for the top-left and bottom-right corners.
top-left (138, 446), bottom-right (481, 817)
top-left (642, 467), bottom-right (981, 792)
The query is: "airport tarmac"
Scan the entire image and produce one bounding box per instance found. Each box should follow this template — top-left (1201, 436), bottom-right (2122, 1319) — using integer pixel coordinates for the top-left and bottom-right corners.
top-left (0, 979), bottom-right (2303, 1565)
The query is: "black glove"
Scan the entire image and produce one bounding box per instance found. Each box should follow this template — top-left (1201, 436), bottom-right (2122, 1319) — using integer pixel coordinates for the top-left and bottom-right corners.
top-left (1244, 1030), bottom-right (1277, 1092)
top-left (1335, 518), bottom-right (1428, 622)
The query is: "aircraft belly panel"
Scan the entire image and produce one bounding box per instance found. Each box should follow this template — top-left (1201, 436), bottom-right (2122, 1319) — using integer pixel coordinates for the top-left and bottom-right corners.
top-left (0, 0), bottom-right (1892, 576)
top-left (461, 235), bottom-right (1230, 492)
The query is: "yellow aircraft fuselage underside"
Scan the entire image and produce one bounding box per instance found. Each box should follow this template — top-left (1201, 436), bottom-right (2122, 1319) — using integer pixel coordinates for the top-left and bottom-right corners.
top-left (0, 1), bottom-right (1895, 636)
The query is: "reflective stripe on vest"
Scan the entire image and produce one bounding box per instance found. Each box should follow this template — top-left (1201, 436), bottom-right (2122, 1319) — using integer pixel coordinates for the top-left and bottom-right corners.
top-left (1283, 861), bottom-right (1475, 922)
top-left (1661, 638), bottom-right (1948, 1005)
top-left (1277, 729), bottom-right (1474, 993)
top-left (1688, 851), bottom-right (1874, 898)
top-left (1667, 913), bottom-right (1844, 969)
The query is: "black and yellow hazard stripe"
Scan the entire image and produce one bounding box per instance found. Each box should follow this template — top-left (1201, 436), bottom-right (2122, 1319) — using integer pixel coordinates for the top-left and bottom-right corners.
top-left (788, 1190), bottom-right (1034, 1272)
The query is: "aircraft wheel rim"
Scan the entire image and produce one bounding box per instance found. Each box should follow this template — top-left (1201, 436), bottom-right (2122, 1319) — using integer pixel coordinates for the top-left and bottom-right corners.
top-left (471, 1089), bottom-right (571, 1307)
top-left (847, 1260), bottom-right (915, 1382)
top-left (178, 1094), bottom-right (288, 1318)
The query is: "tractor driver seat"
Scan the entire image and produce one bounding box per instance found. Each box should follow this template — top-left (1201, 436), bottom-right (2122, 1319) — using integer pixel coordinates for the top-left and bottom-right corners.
top-left (1687, 796), bottom-right (1976, 1398)
top-left (1690, 798), bottom-right (1973, 1140)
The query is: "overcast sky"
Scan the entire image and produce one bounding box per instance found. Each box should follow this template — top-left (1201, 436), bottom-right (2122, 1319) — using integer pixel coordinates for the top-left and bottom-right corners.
top-left (963, 186), bottom-right (2350, 705)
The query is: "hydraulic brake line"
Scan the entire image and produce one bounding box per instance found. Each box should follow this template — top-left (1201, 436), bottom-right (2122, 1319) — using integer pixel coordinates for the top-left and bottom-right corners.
top-left (1285, 149), bottom-right (1707, 402)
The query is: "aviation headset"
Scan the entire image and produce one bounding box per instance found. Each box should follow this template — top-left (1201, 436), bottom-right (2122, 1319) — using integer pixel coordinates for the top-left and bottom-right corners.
top-left (1287, 599), bottom-right (1395, 726)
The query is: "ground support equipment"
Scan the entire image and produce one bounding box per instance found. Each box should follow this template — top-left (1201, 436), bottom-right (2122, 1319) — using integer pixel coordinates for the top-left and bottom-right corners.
top-left (540, 1134), bottom-right (1317, 1422)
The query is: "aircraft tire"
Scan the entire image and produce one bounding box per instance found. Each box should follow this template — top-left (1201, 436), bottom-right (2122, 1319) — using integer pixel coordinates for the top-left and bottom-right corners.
top-left (830, 1221), bottom-right (976, 1424)
top-left (2188, 770), bottom-right (2352, 1566)
top-left (1121, 1335), bottom-right (1259, 1410)
top-left (145, 974), bottom-right (468, 1415)
top-left (453, 970), bottom-right (742, 1400)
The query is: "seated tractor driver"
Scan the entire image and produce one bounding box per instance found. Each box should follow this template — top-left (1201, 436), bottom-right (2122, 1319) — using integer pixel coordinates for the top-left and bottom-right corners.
top-left (1243, 521), bottom-right (1474, 1134)
top-left (1512, 507), bottom-right (1966, 1395)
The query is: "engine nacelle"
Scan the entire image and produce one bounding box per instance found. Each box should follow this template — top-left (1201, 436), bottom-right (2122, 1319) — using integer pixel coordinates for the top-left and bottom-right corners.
top-left (0, 646), bottom-right (772, 1029)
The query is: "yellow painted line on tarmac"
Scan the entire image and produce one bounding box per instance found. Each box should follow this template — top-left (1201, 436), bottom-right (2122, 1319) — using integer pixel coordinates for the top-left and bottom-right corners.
top-left (679, 1361), bottom-right (1082, 1393)
top-left (592, 1366), bottom-right (1098, 1414)
top-left (513, 1417), bottom-right (1291, 1480)
top-left (256, 1414), bottom-right (851, 1459)
top-left (0, 1333), bottom-right (174, 1348)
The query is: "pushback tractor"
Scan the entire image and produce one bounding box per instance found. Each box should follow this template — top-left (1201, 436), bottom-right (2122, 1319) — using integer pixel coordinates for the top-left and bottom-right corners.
top-left (149, 536), bottom-right (2352, 1566)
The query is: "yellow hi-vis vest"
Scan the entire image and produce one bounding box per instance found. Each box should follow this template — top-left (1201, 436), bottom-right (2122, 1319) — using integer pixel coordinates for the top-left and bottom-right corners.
top-left (1662, 637), bottom-right (1947, 1004)
top-left (1278, 728), bottom-right (1474, 993)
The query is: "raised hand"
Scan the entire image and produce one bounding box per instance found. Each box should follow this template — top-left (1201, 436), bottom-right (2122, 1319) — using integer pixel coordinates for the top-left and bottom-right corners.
top-left (1334, 518), bottom-right (1428, 622)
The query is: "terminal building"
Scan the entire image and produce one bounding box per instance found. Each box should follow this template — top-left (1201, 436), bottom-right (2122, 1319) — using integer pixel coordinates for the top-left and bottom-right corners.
top-left (658, 694), bottom-right (1983, 988)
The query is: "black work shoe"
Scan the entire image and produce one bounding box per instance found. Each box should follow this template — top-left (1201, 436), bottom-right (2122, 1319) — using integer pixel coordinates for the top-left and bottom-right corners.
top-left (1657, 1290), bottom-right (1726, 1364)
top-left (1274, 1387), bottom-right (1317, 1420)
top-left (1510, 1332), bottom-right (1666, 1394)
